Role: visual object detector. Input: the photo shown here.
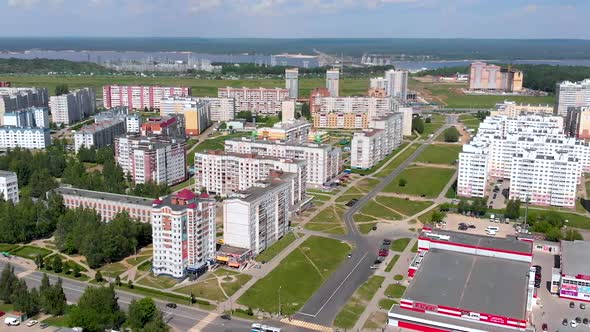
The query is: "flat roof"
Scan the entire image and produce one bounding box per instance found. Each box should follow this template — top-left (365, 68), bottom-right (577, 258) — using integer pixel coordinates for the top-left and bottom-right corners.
top-left (421, 229), bottom-right (532, 254)
top-left (404, 249), bottom-right (529, 319)
top-left (0, 170), bottom-right (16, 177)
top-left (55, 186), bottom-right (154, 207)
top-left (218, 244), bottom-right (250, 256)
top-left (561, 240), bottom-right (590, 277)
top-left (229, 172), bottom-right (295, 202)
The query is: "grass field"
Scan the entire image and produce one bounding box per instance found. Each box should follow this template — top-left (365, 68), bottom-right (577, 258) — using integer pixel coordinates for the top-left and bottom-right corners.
top-left (390, 238), bottom-right (411, 252)
top-left (333, 276), bottom-right (385, 329)
top-left (378, 298), bottom-right (398, 310)
top-left (421, 122), bottom-right (444, 139)
top-left (384, 166), bottom-right (455, 198)
top-left (255, 232), bottom-right (296, 263)
top-left (238, 236), bottom-right (350, 313)
top-left (0, 75), bottom-right (369, 99)
top-left (459, 114), bottom-right (482, 132)
top-left (375, 144), bottom-right (421, 178)
top-left (194, 132), bottom-right (250, 153)
top-left (415, 144), bottom-right (461, 165)
top-left (177, 269), bottom-right (252, 302)
top-left (358, 223), bottom-right (377, 234)
top-left (136, 274), bottom-right (179, 290)
top-left (374, 196), bottom-right (433, 217)
top-left (352, 142), bottom-right (409, 176)
top-left (97, 261), bottom-right (127, 278)
top-left (384, 255), bottom-right (400, 273)
top-left (10, 245), bottom-right (52, 259)
top-left (384, 283), bottom-right (407, 299)
top-left (357, 200), bottom-right (403, 221)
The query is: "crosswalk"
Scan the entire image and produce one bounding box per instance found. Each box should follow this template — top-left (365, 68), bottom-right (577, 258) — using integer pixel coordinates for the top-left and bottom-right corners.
top-left (280, 318), bottom-right (333, 332)
top-left (189, 312), bottom-right (219, 332)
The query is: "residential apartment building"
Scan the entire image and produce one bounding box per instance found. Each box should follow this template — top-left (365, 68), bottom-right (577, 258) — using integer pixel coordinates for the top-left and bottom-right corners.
top-left (492, 100), bottom-right (554, 117)
top-left (385, 69), bottom-right (409, 100)
top-left (223, 170), bottom-right (292, 256)
top-left (367, 88), bottom-right (387, 98)
top-left (50, 88), bottom-right (96, 125)
top-left (55, 186), bottom-right (153, 223)
top-left (311, 96), bottom-right (397, 129)
top-left (308, 87), bottom-right (331, 113)
top-left (126, 114), bottom-right (142, 134)
top-left (115, 135), bottom-right (187, 186)
top-left (159, 97), bottom-right (210, 136)
top-left (151, 189), bottom-right (216, 278)
top-left (326, 68), bottom-right (340, 97)
top-left (255, 120), bottom-right (311, 144)
top-left (140, 115), bottom-right (184, 138)
top-left (0, 127), bottom-right (50, 149)
top-left (369, 77), bottom-right (389, 92)
top-left (351, 113), bottom-right (403, 169)
top-left (399, 107), bottom-right (413, 136)
top-left (469, 62), bottom-right (523, 92)
top-left (0, 171), bottom-right (19, 204)
top-left (456, 141), bottom-right (490, 198)
top-left (556, 79), bottom-right (590, 116)
top-left (203, 97), bottom-right (236, 122)
top-left (194, 150), bottom-right (306, 207)
top-left (565, 106), bottom-right (590, 140)
top-left (4, 107), bottom-right (49, 128)
top-left (217, 87), bottom-right (289, 115)
top-left (285, 68), bottom-right (299, 99)
top-left (102, 85), bottom-right (192, 110)
top-left (74, 119), bottom-right (126, 152)
top-left (0, 87), bottom-right (48, 125)
top-left (225, 137), bottom-right (341, 185)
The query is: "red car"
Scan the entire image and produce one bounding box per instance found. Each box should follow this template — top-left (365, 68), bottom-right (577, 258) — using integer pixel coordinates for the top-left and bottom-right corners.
top-left (0, 311), bottom-right (5, 317)
top-left (542, 323), bottom-right (547, 332)
top-left (378, 249), bottom-right (389, 257)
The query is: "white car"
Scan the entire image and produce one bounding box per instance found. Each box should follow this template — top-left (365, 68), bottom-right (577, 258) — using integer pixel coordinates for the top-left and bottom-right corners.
top-left (4, 317), bottom-right (19, 326)
top-left (26, 320), bottom-right (38, 327)
top-left (571, 320), bottom-right (578, 328)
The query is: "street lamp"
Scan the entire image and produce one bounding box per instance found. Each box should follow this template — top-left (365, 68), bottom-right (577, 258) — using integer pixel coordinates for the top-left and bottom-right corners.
top-left (524, 195), bottom-right (530, 231)
top-left (278, 286), bottom-right (282, 317)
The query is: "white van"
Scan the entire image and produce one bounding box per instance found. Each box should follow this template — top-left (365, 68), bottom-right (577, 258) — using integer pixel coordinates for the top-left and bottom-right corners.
top-left (4, 317), bottom-right (19, 326)
top-left (487, 226), bottom-right (499, 232)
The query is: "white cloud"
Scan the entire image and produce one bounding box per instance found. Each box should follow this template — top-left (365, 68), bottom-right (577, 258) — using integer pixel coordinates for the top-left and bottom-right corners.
top-left (188, 0), bottom-right (223, 13)
top-left (7, 0), bottom-right (40, 7)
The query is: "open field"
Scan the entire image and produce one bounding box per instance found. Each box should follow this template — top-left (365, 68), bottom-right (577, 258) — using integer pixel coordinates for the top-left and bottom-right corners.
top-left (177, 269), bottom-right (252, 302)
top-left (255, 232), bottom-right (296, 263)
top-left (375, 196), bottom-right (434, 217)
top-left (375, 144), bottom-right (421, 178)
top-left (410, 79), bottom-right (555, 108)
top-left (0, 75), bottom-right (369, 98)
top-left (238, 236), bottom-right (350, 313)
top-left (136, 274), bottom-right (180, 290)
top-left (384, 166), bottom-right (455, 198)
top-left (415, 144), bottom-right (461, 165)
top-left (357, 200), bottom-right (403, 221)
top-left (306, 205), bottom-right (347, 234)
top-left (333, 276), bottom-right (385, 329)
top-left (421, 122), bottom-right (444, 139)
top-left (390, 238), bottom-right (411, 252)
top-left (459, 114), bottom-right (482, 131)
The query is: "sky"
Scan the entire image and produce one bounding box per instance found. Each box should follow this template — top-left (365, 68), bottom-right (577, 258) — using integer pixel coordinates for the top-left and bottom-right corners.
top-left (1, 0), bottom-right (589, 39)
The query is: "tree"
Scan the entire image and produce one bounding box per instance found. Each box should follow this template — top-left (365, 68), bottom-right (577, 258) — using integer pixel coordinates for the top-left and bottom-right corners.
top-left (142, 311), bottom-right (170, 332)
top-left (114, 275), bottom-right (121, 286)
top-left (73, 265), bottom-right (81, 278)
top-left (545, 227), bottom-right (563, 242)
top-left (504, 199), bottom-right (521, 219)
top-left (457, 199), bottom-right (469, 214)
top-left (0, 264), bottom-right (17, 303)
top-left (425, 117), bottom-right (432, 123)
top-left (439, 203), bottom-right (452, 212)
top-left (11, 279), bottom-right (39, 317)
top-left (34, 254), bottom-right (44, 269)
top-left (412, 117), bottom-right (424, 134)
top-left (431, 211), bottom-right (446, 223)
top-left (564, 229), bottom-right (584, 241)
top-left (443, 126), bottom-right (460, 143)
top-left (68, 286), bottom-right (125, 332)
top-left (52, 255), bottom-right (63, 273)
top-left (95, 271), bottom-right (103, 283)
top-left (301, 102), bottom-right (311, 120)
top-left (398, 178), bottom-right (407, 187)
top-left (128, 298), bottom-right (158, 330)
top-left (42, 278), bottom-right (67, 316)
top-left (55, 84), bottom-right (69, 96)
top-left (218, 122), bottom-right (227, 130)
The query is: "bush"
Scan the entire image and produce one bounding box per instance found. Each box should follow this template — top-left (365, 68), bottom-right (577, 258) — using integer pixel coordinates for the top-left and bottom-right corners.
top-left (194, 299), bottom-right (210, 306)
top-left (234, 308), bottom-right (254, 316)
top-left (127, 280), bottom-right (134, 289)
top-left (443, 126), bottom-right (460, 142)
top-left (398, 178), bottom-right (407, 187)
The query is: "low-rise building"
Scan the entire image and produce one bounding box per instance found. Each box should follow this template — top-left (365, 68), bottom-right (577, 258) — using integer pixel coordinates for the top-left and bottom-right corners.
top-left (557, 240), bottom-right (590, 302)
top-left (255, 119), bottom-right (311, 145)
top-left (74, 119), bottom-right (126, 152)
top-left (54, 186), bottom-right (153, 223)
top-left (223, 170), bottom-right (292, 256)
top-left (0, 171), bottom-right (19, 204)
top-left (225, 137), bottom-right (341, 186)
top-left (351, 113), bottom-right (403, 170)
top-left (0, 126), bottom-right (50, 149)
top-left (151, 189), bottom-right (216, 278)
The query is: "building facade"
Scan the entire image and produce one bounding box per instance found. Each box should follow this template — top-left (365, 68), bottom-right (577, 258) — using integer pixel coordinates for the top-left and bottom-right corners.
top-left (225, 137), bottom-right (341, 185)
top-left (152, 189), bottom-right (216, 278)
top-left (3, 107), bottom-right (49, 128)
top-left (311, 96), bottom-right (397, 129)
top-left (115, 135), bottom-right (187, 186)
top-left (159, 97), bottom-right (211, 136)
top-left (255, 120), bottom-right (311, 144)
top-left (285, 68), bottom-right (299, 99)
top-left (556, 79), bottom-right (590, 116)
top-left (351, 113), bottom-right (403, 169)
top-left (126, 114), bottom-right (142, 134)
top-left (0, 87), bottom-right (48, 125)
top-left (326, 68), bottom-right (340, 97)
top-left (0, 171), bottom-right (19, 204)
top-left (217, 87), bottom-right (289, 115)
top-left (492, 100), bottom-right (554, 117)
top-left (223, 170), bottom-right (292, 256)
top-left (0, 127), bottom-right (50, 149)
top-left (50, 88), bottom-right (96, 125)
top-left (55, 186), bottom-right (153, 223)
top-left (469, 62), bottom-right (523, 92)
top-left (74, 119), bottom-right (126, 152)
top-left (385, 69), bottom-right (409, 100)
top-left (565, 106), bottom-right (590, 140)
top-left (102, 85), bottom-right (192, 110)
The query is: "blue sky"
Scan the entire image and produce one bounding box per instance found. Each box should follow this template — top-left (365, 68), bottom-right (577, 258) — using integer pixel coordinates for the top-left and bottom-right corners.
top-left (1, 0), bottom-right (589, 38)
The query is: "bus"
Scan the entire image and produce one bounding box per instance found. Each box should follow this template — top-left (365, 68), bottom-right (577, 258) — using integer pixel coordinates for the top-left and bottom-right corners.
top-left (251, 323), bottom-right (281, 332)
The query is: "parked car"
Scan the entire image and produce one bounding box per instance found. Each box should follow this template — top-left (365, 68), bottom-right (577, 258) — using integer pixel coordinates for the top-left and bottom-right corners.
top-left (576, 317), bottom-right (582, 324)
top-left (383, 239), bottom-right (392, 246)
top-left (541, 323), bottom-right (547, 331)
top-left (583, 318), bottom-right (588, 325)
top-left (572, 320), bottom-right (579, 328)
top-left (533, 265), bottom-right (542, 272)
top-left (370, 265), bottom-right (379, 269)
top-left (4, 317), bottom-right (19, 326)
top-left (581, 303), bottom-right (586, 310)
top-left (39, 322), bottom-right (49, 329)
top-left (347, 253), bottom-right (352, 259)
top-left (221, 314), bottom-right (231, 320)
top-left (570, 301), bottom-right (576, 308)
top-left (458, 225), bottom-right (468, 231)
top-left (166, 303), bottom-right (177, 309)
top-left (26, 320), bottom-right (38, 327)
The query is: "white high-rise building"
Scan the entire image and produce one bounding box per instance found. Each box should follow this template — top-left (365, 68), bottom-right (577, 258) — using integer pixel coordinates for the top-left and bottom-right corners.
top-left (223, 170), bottom-right (292, 256)
top-left (285, 68), bottom-right (299, 99)
top-left (351, 113), bottom-right (403, 170)
top-left (151, 190), bottom-right (216, 278)
top-left (399, 107), bottom-right (413, 136)
top-left (0, 127), bottom-right (51, 149)
top-left (3, 107), bottom-right (48, 128)
top-left (0, 171), bottom-right (19, 204)
top-left (370, 77), bottom-right (389, 92)
top-left (326, 68), bottom-right (340, 97)
top-left (556, 79), bottom-right (590, 116)
top-left (385, 69), bottom-right (408, 101)
top-left (50, 88), bottom-right (96, 125)
top-left (225, 137), bottom-right (341, 186)
top-left (125, 114), bottom-right (142, 134)
top-left (194, 150), bottom-right (306, 207)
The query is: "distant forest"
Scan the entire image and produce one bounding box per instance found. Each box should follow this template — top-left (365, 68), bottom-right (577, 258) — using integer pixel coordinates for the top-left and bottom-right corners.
top-left (0, 58), bottom-right (111, 75)
top-left (415, 64), bottom-right (590, 93)
top-left (3, 38), bottom-right (590, 60)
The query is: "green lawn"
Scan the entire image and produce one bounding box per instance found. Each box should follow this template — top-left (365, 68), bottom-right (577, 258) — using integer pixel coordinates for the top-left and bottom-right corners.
top-left (42, 315), bottom-right (70, 327)
top-left (378, 298), bottom-right (398, 310)
top-left (394, 275), bottom-right (404, 281)
top-left (384, 284), bottom-right (407, 299)
top-left (415, 144), bottom-right (461, 165)
top-left (170, 177), bottom-right (195, 192)
top-left (459, 114), bottom-right (482, 132)
top-left (238, 236), bottom-right (350, 313)
top-left (359, 223), bottom-right (377, 234)
top-left (384, 255), bottom-right (400, 273)
top-left (193, 132), bottom-right (250, 153)
top-left (304, 222), bottom-right (346, 235)
top-left (421, 122), bottom-right (444, 139)
top-left (125, 255), bottom-right (151, 267)
top-left (411, 242), bottom-right (418, 253)
top-left (375, 196), bottom-right (433, 217)
top-left (10, 245), bottom-right (52, 259)
top-left (351, 142), bottom-right (409, 176)
top-left (527, 208), bottom-right (590, 230)
top-left (375, 144), bottom-right (421, 178)
top-left (357, 200), bottom-right (403, 221)
top-left (97, 262), bottom-right (127, 278)
top-left (334, 276), bottom-right (385, 329)
top-left (353, 214), bottom-right (378, 223)
top-left (390, 238), bottom-right (411, 252)
top-left (309, 207), bottom-right (343, 223)
top-left (0, 244), bottom-right (18, 252)
top-left (136, 274), bottom-right (180, 290)
top-left (336, 194), bottom-right (363, 203)
top-left (255, 232), bottom-right (296, 263)
top-left (177, 269), bottom-right (252, 301)
top-left (384, 167), bottom-right (455, 198)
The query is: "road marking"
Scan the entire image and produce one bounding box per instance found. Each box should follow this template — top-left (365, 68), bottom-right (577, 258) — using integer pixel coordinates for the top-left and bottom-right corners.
top-left (280, 318), bottom-right (333, 332)
top-left (299, 251), bottom-right (368, 317)
top-left (188, 312), bottom-right (219, 331)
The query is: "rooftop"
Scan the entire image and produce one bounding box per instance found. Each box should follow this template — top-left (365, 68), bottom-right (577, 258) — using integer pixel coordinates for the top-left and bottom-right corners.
top-left (77, 119), bottom-right (124, 134)
top-left (0, 170), bottom-right (16, 177)
top-left (420, 229), bottom-right (532, 255)
top-left (54, 186), bottom-right (153, 207)
top-left (227, 171), bottom-right (295, 202)
top-left (153, 189), bottom-right (213, 211)
top-left (404, 248), bottom-right (530, 319)
top-left (561, 240), bottom-right (590, 277)
top-left (227, 137), bottom-right (332, 150)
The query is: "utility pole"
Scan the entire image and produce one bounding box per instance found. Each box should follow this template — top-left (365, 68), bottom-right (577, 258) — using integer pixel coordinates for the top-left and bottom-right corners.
top-left (278, 285), bottom-right (282, 317)
top-left (524, 196), bottom-right (530, 231)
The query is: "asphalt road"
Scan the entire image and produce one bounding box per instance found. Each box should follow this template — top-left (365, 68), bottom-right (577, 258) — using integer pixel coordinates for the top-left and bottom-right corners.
top-left (295, 114), bottom-right (455, 325)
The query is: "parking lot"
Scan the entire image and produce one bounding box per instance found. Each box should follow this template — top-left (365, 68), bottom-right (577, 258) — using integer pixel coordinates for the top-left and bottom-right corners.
top-left (442, 213), bottom-right (515, 238)
top-left (487, 178), bottom-right (510, 210)
top-left (532, 251), bottom-right (589, 331)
